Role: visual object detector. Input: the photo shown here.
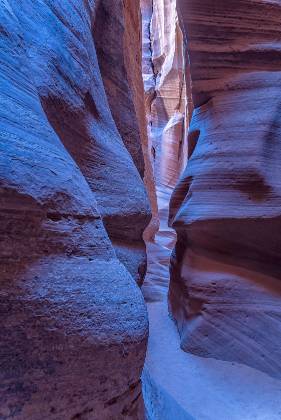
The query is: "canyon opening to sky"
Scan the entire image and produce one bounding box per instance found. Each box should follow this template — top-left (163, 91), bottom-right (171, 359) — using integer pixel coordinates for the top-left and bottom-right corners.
top-left (1, 1), bottom-right (281, 419)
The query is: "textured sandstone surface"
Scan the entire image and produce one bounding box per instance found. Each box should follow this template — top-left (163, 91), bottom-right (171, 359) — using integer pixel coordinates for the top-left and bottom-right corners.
top-left (141, 0), bottom-right (188, 302)
top-left (169, 0), bottom-right (281, 377)
top-left (93, 0), bottom-right (157, 285)
top-left (144, 300), bottom-right (281, 420)
top-left (0, 1), bottom-right (150, 418)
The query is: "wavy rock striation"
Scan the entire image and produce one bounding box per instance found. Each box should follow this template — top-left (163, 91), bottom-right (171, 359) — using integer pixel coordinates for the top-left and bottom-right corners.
top-left (93, 0), bottom-right (157, 286)
top-left (0, 1), bottom-right (150, 418)
top-left (169, 0), bottom-right (281, 378)
top-left (141, 0), bottom-right (188, 302)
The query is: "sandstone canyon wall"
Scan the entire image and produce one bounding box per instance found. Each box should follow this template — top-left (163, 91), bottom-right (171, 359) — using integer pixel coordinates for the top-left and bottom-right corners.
top-left (169, 0), bottom-right (281, 378)
top-left (93, 0), bottom-right (158, 286)
top-left (0, 1), bottom-right (151, 418)
top-left (141, 0), bottom-right (188, 302)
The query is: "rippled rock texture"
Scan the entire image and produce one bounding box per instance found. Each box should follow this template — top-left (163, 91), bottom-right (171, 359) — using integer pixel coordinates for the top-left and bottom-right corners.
top-left (141, 0), bottom-right (188, 302)
top-left (0, 1), bottom-right (150, 418)
top-left (169, 0), bottom-right (281, 378)
top-left (93, 0), bottom-right (157, 286)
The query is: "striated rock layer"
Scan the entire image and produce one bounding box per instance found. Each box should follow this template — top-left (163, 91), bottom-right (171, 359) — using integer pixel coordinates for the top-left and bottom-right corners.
top-left (93, 0), bottom-right (157, 286)
top-left (141, 0), bottom-right (188, 301)
top-left (169, 0), bottom-right (281, 378)
top-left (0, 1), bottom-right (150, 418)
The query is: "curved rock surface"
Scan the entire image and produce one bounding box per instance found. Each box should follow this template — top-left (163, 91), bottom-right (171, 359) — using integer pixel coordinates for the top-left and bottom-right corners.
top-left (0, 1), bottom-right (150, 418)
top-left (141, 0), bottom-right (188, 302)
top-left (169, 0), bottom-right (281, 378)
top-left (93, 0), bottom-right (157, 286)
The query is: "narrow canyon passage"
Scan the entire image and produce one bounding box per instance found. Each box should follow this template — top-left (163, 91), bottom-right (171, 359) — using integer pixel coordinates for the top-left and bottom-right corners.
top-left (1, 1), bottom-right (281, 419)
top-left (141, 0), bottom-right (188, 302)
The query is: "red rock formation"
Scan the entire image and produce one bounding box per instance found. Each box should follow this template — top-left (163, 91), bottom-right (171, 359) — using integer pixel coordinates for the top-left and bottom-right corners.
top-left (93, 0), bottom-right (157, 285)
top-left (141, 0), bottom-right (188, 301)
top-left (169, 0), bottom-right (281, 378)
top-left (0, 1), bottom-right (150, 417)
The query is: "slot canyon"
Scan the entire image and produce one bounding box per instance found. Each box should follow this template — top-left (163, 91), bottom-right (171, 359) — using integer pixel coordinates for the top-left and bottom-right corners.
top-left (1, 0), bottom-right (281, 419)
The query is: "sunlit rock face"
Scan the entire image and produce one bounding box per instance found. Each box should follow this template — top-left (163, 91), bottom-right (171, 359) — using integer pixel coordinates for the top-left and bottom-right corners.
top-left (0, 1), bottom-right (149, 418)
top-left (170, 0), bottom-right (281, 377)
top-left (141, 0), bottom-right (188, 302)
